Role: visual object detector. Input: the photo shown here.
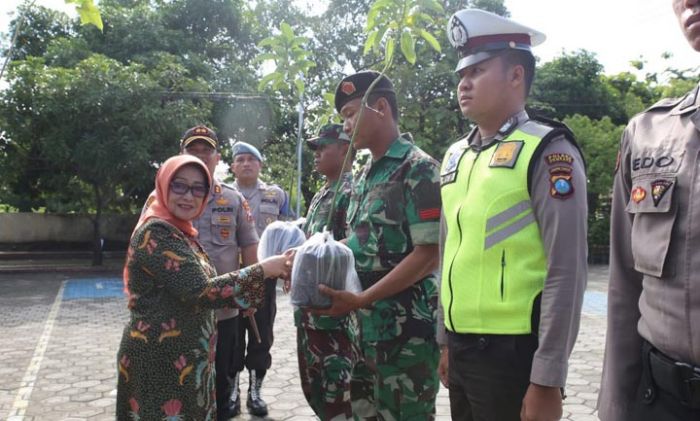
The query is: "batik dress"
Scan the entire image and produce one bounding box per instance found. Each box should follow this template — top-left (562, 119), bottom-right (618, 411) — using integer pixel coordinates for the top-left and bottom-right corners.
top-left (116, 218), bottom-right (265, 421)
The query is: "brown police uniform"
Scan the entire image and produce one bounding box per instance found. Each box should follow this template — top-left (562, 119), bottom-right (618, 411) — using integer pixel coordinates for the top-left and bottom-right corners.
top-left (599, 85), bottom-right (700, 420)
top-left (231, 178), bottom-right (290, 396)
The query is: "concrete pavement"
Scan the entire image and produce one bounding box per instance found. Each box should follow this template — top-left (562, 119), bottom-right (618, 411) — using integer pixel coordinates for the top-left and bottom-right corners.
top-left (0, 265), bottom-right (609, 420)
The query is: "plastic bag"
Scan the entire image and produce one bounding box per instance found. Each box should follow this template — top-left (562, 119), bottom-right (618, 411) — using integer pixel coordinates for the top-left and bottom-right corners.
top-left (290, 231), bottom-right (361, 309)
top-left (257, 220), bottom-right (306, 260)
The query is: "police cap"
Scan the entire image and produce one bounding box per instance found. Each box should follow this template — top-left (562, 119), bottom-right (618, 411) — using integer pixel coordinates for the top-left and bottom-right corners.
top-left (181, 125), bottom-right (219, 150)
top-left (334, 71), bottom-right (395, 113)
top-left (447, 9), bottom-right (545, 73)
top-left (306, 123), bottom-right (351, 150)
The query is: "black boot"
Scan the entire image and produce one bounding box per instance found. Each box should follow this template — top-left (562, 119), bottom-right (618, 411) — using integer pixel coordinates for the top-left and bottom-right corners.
top-left (229, 371), bottom-right (241, 417)
top-left (246, 369), bottom-right (268, 416)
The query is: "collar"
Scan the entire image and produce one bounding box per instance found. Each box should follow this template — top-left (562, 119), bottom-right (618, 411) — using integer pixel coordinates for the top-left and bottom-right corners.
top-left (383, 135), bottom-right (413, 160)
top-left (671, 84), bottom-right (700, 115)
top-left (469, 110), bottom-right (529, 150)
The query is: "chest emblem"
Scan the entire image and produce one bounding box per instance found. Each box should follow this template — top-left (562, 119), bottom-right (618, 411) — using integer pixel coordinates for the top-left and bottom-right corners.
top-left (220, 228), bottom-right (230, 239)
top-left (631, 186), bottom-right (647, 203)
top-left (489, 141), bottom-right (524, 168)
top-left (216, 197), bottom-right (229, 206)
top-left (651, 180), bottom-right (673, 206)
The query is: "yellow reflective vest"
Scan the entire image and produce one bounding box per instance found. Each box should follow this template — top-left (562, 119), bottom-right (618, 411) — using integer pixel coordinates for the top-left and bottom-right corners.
top-left (440, 120), bottom-right (563, 334)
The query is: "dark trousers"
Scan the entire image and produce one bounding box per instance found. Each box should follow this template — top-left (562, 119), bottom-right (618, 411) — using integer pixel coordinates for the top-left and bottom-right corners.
top-left (232, 278), bottom-right (277, 373)
top-left (215, 317), bottom-right (237, 420)
top-left (632, 341), bottom-right (700, 420)
top-left (447, 331), bottom-right (538, 421)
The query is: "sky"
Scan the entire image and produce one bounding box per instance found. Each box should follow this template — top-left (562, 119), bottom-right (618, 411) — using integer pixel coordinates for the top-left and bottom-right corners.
top-left (0, 0), bottom-right (696, 77)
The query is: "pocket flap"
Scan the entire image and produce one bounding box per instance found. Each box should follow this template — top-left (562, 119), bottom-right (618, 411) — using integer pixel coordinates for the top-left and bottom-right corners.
top-left (626, 176), bottom-right (675, 214)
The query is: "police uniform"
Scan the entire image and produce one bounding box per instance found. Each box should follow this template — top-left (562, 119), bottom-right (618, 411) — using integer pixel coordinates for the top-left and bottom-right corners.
top-left (598, 86), bottom-right (700, 420)
top-left (437, 10), bottom-right (588, 420)
top-left (295, 124), bottom-right (359, 421)
top-left (335, 72), bottom-right (443, 420)
top-left (230, 143), bottom-right (293, 415)
top-left (141, 125), bottom-right (260, 421)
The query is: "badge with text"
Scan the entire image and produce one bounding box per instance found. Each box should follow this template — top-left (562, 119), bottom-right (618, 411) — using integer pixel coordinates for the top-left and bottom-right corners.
top-left (242, 200), bottom-right (253, 222)
top-left (549, 166), bottom-right (574, 200)
top-left (651, 180), bottom-right (673, 206)
top-left (631, 186), bottom-right (647, 203)
top-left (489, 141), bottom-right (524, 168)
top-left (440, 142), bottom-right (468, 186)
top-left (217, 215), bottom-right (232, 225)
top-left (545, 153), bottom-right (574, 166)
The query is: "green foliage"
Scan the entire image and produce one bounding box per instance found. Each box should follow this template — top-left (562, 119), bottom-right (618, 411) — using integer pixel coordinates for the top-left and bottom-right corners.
top-left (255, 22), bottom-right (315, 98)
top-left (65, 0), bottom-right (103, 31)
top-left (563, 115), bottom-right (624, 250)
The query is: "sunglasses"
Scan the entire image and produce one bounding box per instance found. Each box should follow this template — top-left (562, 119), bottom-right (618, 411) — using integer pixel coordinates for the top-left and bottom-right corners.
top-left (170, 181), bottom-right (209, 198)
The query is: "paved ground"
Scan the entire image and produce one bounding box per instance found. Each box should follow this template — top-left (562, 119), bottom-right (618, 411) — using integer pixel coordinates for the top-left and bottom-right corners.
top-left (0, 265), bottom-right (609, 420)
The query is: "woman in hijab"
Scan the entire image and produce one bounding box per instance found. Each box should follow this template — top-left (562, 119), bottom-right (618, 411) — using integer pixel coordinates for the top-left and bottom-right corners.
top-left (116, 155), bottom-right (289, 420)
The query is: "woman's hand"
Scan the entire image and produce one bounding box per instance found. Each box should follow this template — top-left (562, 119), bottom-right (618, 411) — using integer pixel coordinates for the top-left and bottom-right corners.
top-left (259, 249), bottom-right (296, 280)
top-left (259, 254), bottom-right (290, 279)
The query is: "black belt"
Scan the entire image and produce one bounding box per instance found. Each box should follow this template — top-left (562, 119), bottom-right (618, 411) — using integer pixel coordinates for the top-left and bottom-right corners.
top-left (648, 343), bottom-right (700, 409)
top-left (357, 270), bottom-right (391, 290)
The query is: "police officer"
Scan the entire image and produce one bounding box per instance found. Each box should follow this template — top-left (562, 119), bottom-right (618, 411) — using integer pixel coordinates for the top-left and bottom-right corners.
top-left (295, 123), bottom-right (359, 420)
top-left (598, 1), bottom-right (700, 419)
top-left (142, 125), bottom-right (260, 421)
top-left (229, 141), bottom-right (293, 416)
top-left (318, 71), bottom-right (442, 419)
top-left (437, 9), bottom-right (588, 421)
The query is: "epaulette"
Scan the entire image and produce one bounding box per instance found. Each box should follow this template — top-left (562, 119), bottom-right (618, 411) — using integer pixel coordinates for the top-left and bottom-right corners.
top-left (529, 115), bottom-right (574, 138)
top-left (645, 96), bottom-right (685, 112)
top-left (220, 182), bottom-right (236, 191)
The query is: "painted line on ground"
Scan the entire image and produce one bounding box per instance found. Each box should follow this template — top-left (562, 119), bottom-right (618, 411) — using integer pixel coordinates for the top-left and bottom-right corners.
top-left (7, 280), bottom-right (66, 421)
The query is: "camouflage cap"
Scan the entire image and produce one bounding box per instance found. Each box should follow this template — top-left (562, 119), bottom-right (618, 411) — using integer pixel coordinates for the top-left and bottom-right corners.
top-left (180, 125), bottom-right (219, 150)
top-left (334, 70), bottom-right (395, 113)
top-left (306, 124), bottom-right (351, 150)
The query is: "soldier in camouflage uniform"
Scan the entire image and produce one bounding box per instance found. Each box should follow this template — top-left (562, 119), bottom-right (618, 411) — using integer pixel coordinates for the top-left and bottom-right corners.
top-left (295, 123), bottom-right (360, 421)
top-left (317, 72), bottom-right (442, 420)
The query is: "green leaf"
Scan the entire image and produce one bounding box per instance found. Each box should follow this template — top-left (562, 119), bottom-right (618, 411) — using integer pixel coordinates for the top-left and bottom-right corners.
top-left (385, 37), bottom-right (395, 67)
top-left (68, 0), bottom-right (103, 31)
top-left (364, 30), bottom-right (378, 55)
top-left (280, 22), bottom-right (294, 39)
top-left (419, 29), bottom-right (441, 53)
top-left (366, 8), bottom-right (379, 30)
top-left (400, 31), bottom-right (416, 64)
top-left (258, 37), bottom-right (276, 48)
top-left (257, 72), bottom-right (278, 91)
top-left (294, 78), bottom-right (305, 96)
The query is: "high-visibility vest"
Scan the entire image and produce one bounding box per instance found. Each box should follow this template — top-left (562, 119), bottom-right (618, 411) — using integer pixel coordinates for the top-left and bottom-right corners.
top-left (440, 120), bottom-right (562, 334)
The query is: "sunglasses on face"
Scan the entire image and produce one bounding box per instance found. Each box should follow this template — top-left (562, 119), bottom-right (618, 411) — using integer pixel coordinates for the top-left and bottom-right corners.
top-left (169, 181), bottom-right (209, 198)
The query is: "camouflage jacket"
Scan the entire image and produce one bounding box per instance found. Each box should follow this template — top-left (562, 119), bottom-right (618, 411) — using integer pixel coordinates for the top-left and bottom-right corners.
top-left (295, 171), bottom-right (357, 331)
top-left (346, 135), bottom-right (441, 341)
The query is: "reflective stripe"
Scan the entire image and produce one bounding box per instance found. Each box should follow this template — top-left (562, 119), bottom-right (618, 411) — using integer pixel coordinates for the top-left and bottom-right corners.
top-left (486, 200), bottom-right (531, 232)
top-left (484, 212), bottom-right (536, 250)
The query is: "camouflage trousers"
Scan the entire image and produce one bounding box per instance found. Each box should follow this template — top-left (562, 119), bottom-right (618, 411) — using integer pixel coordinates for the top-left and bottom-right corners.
top-left (351, 336), bottom-right (440, 420)
top-left (297, 327), bottom-right (359, 421)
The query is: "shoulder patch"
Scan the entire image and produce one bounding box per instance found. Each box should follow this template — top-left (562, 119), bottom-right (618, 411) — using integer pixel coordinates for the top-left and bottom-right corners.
top-left (545, 153), bottom-right (574, 166)
top-left (489, 141), bottom-right (524, 168)
top-left (549, 166), bottom-right (574, 200)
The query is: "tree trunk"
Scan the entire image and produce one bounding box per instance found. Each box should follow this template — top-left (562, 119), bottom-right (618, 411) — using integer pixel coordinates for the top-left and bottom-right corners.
top-left (91, 183), bottom-right (103, 266)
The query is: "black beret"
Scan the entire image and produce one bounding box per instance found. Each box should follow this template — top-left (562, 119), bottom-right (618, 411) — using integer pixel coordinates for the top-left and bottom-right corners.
top-left (334, 71), bottom-right (395, 113)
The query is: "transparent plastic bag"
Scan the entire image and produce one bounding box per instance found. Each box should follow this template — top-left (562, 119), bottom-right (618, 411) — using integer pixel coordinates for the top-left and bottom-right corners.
top-left (290, 231), bottom-right (361, 309)
top-left (257, 220), bottom-right (307, 260)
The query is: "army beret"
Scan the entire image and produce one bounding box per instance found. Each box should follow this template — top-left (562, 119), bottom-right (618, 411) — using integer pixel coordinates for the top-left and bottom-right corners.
top-left (306, 123), bottom-right (351, 150)
top-left (447, 9), bottom-right (545, 73)
top-left (180, 125), bottom-right (219, 150)
top-left (334, 71), bottom-right (395, 113)
top-left (232, 141), bottom-right (263, 162)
